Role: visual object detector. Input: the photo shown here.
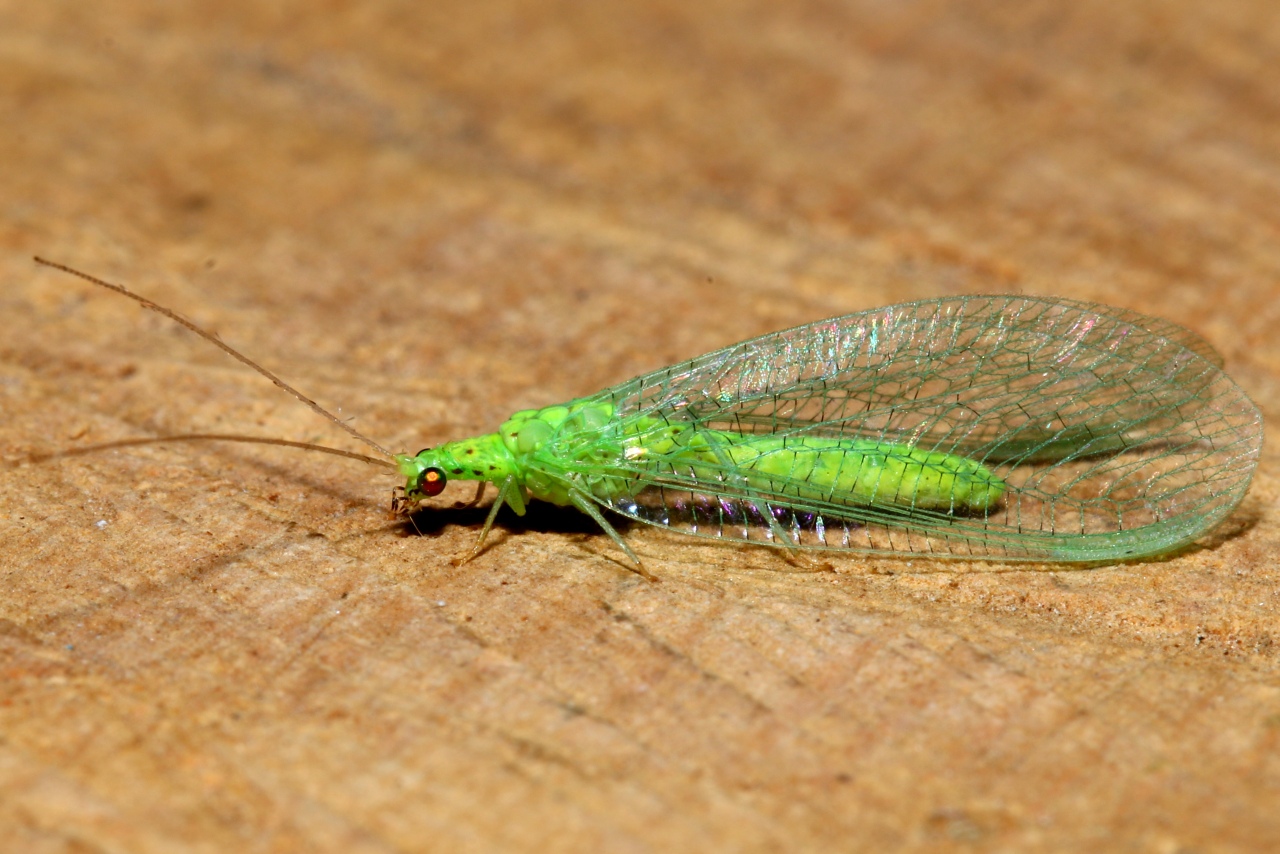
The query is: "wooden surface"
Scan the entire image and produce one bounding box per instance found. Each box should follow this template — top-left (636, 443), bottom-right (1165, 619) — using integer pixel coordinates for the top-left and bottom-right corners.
top-left (2, 1), bottom-right (1278, 851)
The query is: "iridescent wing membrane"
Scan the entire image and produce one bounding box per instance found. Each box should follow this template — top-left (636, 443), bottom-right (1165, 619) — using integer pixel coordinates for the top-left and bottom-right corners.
top-left (539, 296), bottom-right (1263, 562)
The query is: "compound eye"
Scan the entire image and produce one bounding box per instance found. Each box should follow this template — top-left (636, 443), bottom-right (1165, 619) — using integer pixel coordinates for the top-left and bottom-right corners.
top-left (416, 467), bottom-right (447, 497)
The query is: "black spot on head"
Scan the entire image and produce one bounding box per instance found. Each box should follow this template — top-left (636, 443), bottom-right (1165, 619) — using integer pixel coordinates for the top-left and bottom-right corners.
top-left (465, 448), bottom-right (475, 455)
top-left (451, 468), bottom-right (463, 475)
top-left (488, 465), bottom-right (496, 470)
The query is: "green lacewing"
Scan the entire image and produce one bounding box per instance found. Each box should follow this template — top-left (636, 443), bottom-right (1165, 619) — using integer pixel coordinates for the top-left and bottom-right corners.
top-left (37, 259), bottom-right (1264, 571)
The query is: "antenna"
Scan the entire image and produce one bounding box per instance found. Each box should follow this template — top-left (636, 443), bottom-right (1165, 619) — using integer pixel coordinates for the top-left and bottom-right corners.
top-left (34, 257), bottom-right (395, 460)
top-left (28, 433), bottom-right (396, 469)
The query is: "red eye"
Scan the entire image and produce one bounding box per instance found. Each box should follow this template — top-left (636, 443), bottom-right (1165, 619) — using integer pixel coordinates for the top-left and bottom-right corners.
top-left (417, 467), bottom-right (447, 497)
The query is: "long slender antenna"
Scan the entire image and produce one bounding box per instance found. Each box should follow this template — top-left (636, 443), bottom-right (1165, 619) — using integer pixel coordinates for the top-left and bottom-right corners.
top-left (28, 433), bottom-right (397, 468)
top-left (34, 257), bottom-right (395, 460)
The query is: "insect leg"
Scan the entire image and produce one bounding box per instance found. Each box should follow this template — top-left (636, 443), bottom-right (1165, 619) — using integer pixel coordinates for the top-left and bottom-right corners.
top-left (458, 481), bottom-right (487, 509)
top-left (565, 489), bottom-right (656, 582)
top-left (462, 476), bottom-right (524, 564)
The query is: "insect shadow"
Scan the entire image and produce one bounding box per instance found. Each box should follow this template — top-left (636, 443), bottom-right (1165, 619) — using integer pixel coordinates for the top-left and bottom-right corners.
top-left (401, 495), bottom-right (630, 541)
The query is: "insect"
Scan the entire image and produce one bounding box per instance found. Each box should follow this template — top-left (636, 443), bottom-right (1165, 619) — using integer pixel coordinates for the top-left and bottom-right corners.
top-left (36, 258), bottom-right (1263, 575)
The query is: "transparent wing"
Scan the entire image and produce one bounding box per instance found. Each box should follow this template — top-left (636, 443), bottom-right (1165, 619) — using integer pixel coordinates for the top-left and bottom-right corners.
top-left (534, 296), bottom-right (1262, 562)
top-left (1051, 297), bottom-right (1224, 368)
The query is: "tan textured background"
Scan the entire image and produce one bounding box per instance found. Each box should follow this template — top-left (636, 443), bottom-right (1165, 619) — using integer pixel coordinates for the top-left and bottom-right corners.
top-left (2, 1), bottom-right (1278, 851)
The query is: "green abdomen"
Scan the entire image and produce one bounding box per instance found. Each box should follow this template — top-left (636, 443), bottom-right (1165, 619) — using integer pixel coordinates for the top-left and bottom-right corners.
top-left (683, 432), bottom-right (1004, 513)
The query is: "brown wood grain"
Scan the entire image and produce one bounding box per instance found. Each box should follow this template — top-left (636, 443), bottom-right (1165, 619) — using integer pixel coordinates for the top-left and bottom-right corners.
top-left (2, 1), bottom-right (1278, 850)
